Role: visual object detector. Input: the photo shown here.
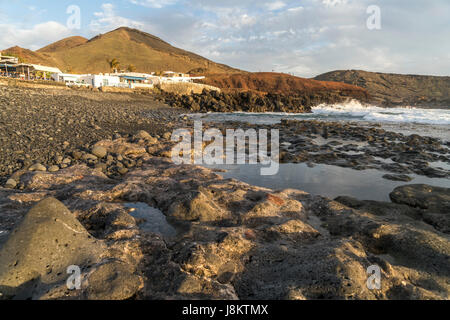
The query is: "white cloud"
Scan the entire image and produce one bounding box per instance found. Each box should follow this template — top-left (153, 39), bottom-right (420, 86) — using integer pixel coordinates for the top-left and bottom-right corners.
top-left (128, 0), bottom-right (178, 8)
top-left (287, 6), bottom-right (304, 13)
top-left (90, 3), bottom-right (144, 33)
top-left (206, 8), bottom-right (257, 30)
top-left (3, 0), bottom-right (448, 78)
top-left (322, 0), bottom-right (349, 7)
top-left (180, 0), bottom-right (450, 77)
top-left (0, 21), bottom-right (72, 50)
top-left (266, 1), bottom-right (286, 11)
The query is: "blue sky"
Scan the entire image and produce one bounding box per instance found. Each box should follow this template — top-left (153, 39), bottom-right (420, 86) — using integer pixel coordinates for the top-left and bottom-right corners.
top-left (1, 0), bottom-right (449, 77)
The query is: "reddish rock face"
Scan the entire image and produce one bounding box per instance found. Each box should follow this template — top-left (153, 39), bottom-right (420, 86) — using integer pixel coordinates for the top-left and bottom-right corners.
top-left (266, 194), bottom-right (285, 206)
top-left (200, 72), bottom-right (369, 97)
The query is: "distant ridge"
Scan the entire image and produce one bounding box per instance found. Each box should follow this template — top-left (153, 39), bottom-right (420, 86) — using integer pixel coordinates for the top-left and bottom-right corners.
top-left (1, 46), bottom-right (56, 66)
top-left (315, 70), bottom-right (450, 107)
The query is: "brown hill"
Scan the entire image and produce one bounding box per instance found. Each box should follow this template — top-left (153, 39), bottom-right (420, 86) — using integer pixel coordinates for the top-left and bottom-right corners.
top-left (37, 36), bottom-right (88, 53)
top-left (199, 72), bottom-right (370, 97)
top-left (25, 27), bottom-right (240, 74)
top-left (315, 70), bottom-right (450, 107)
top-left (2, 27), bottom-right (240, 74)
top-left (1, 46), bottom-right (56, 66)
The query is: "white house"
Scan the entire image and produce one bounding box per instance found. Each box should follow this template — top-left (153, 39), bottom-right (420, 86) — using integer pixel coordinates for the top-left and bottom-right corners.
top-left (52, 73), bottom-right (82, 84)
top-left (79, 74), bottom-right (123, 88)
top-left (113, 72), bottom-right (154, 79)
top-left (14, 63), bottom-right (62, 80)
top-left (0, 53), bottom-right (18, 64)
top-left (160, 71), bottom-right (205, 83)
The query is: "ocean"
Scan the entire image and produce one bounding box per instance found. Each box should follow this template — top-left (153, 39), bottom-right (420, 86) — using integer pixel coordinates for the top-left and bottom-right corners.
top-left (190, 101), bottom-right (450, 142)
top-left (188, 102), bottom-right (450, 201)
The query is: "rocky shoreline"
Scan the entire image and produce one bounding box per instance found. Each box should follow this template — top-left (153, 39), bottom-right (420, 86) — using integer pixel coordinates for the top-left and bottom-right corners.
top-left (0, 84), bottom-right (449, 300)
top-left (0, 135), bottom-right (449, 299)
top-left (2, 84), bottom-right (448, 188)
top-left (0, 85), bottom-right (186, 184)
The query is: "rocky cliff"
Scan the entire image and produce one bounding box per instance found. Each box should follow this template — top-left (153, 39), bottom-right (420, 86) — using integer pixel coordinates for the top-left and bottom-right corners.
top-left (314, 70), bottom-right (450, 107)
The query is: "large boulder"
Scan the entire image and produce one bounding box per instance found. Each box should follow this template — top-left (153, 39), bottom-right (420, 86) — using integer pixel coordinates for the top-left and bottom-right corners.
top-left (0, 197), bottom-right (105, 299)
top-left (0, 197), bottom-right (144, 300)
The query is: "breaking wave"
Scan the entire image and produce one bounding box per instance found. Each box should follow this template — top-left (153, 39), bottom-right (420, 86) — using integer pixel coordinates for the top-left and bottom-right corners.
top-left (312, 101), bottom-right (450, 125)
top-left (189, 100), bottom-right (450, 126)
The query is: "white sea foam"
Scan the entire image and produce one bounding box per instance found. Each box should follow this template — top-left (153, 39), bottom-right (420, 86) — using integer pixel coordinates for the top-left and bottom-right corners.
top-left (190, 101), bottom-right (450, 125)
top-left (187, 101), bottom-right (450, 141)
top-left (312, 101), bottom-right (450, 125)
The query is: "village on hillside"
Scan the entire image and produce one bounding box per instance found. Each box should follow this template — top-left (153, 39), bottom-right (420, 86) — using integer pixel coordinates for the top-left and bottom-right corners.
top-left (0, 52), bottom-right (205, 89)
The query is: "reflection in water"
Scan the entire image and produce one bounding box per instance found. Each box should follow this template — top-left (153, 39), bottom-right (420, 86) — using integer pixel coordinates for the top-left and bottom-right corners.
top-left (205, 163), bottom-right (450, 202)
top-left (124, 202), bottom-right (177, 238)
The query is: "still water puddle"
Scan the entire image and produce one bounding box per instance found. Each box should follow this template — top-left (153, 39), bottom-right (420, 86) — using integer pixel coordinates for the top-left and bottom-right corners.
top-left (205, 163), bottom-right (450, 202)
top-left (124, 203), bottom-right (177, 238)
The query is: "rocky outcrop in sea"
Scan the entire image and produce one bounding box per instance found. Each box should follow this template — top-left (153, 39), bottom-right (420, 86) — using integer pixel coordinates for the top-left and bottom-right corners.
top-left (157, 89), bottom-right (370, 113)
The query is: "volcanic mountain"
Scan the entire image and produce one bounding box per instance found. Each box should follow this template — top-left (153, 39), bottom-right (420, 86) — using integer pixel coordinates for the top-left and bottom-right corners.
top-left (1, 27), bottom-right (240, 74)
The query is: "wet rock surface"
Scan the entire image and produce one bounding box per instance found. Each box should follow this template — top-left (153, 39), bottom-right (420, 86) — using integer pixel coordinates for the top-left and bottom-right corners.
top-left (0, 136), bottom-right (448, 300)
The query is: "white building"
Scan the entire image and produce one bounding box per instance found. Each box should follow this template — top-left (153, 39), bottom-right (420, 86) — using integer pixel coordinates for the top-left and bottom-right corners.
top-left (52, 73), bottom-right (82, 84)
top-left (79, 74), bottom-right (123, 88)
top-left (14, 64), bottom-right (62, 80)
top-left (0, 53), bottom-right (18, 64)
top-left (114, 72), bottom-right (153, 79)
top-left (51, 70), bottom-right (205, 88)
top-left (160, 71), bottom-right (205, 83)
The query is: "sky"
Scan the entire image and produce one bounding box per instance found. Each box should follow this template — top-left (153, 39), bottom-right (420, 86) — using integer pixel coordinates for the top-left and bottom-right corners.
top-left (0, 0), bottom-right (449, 77)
